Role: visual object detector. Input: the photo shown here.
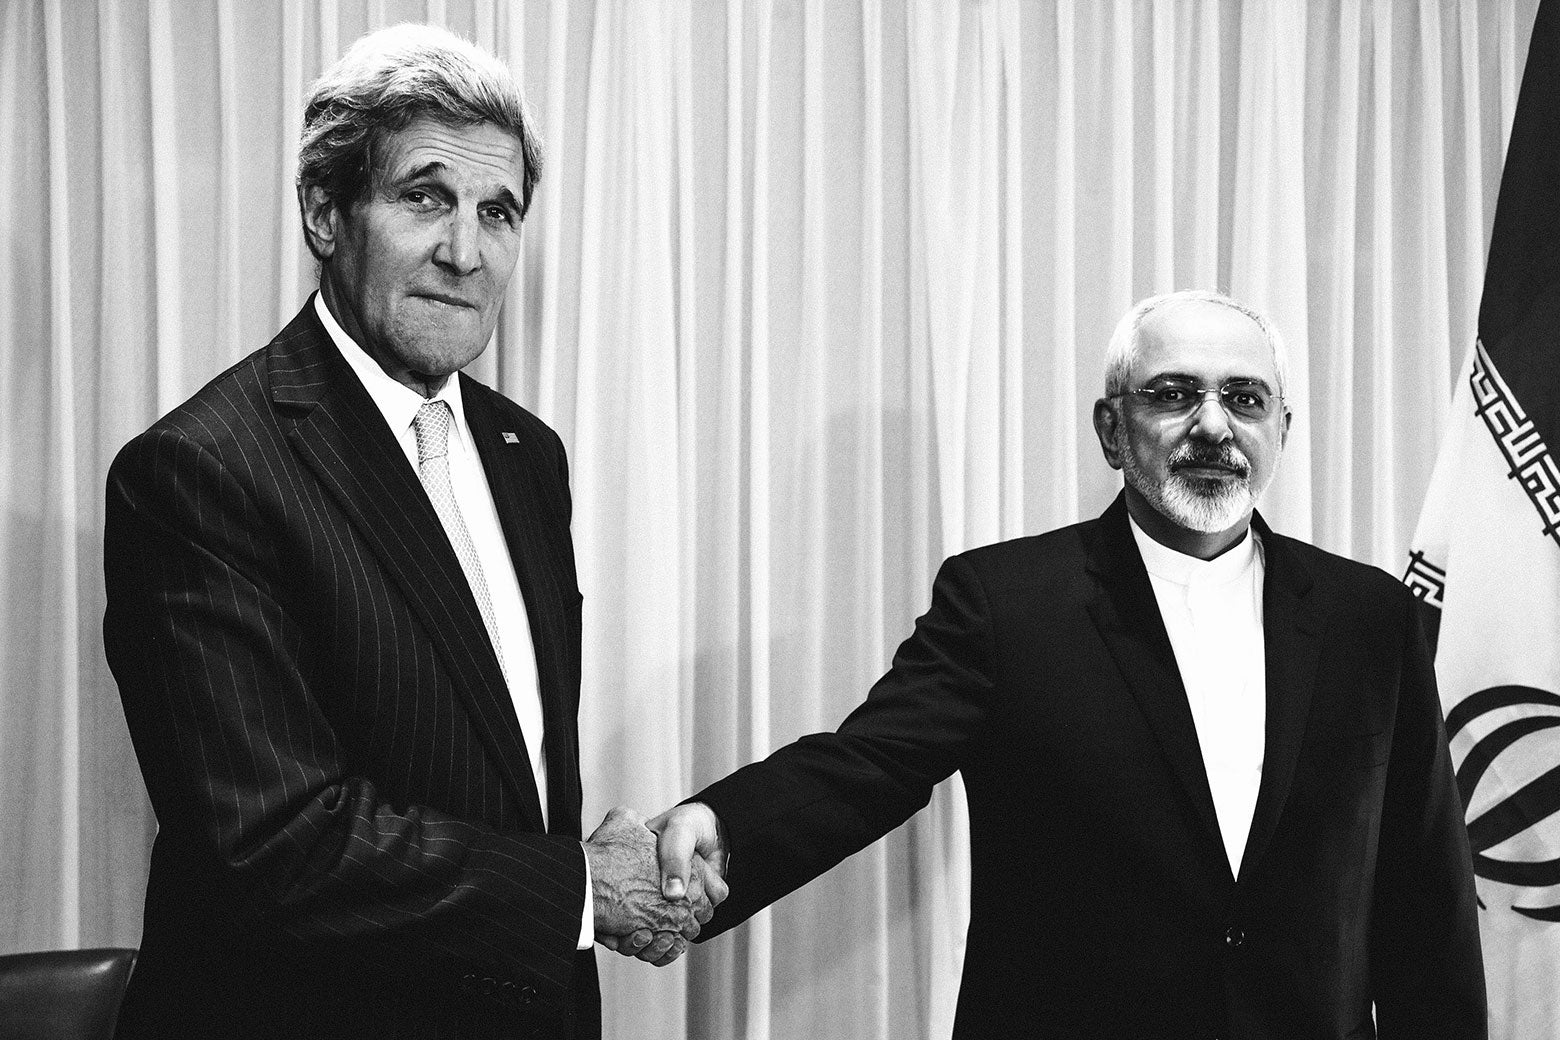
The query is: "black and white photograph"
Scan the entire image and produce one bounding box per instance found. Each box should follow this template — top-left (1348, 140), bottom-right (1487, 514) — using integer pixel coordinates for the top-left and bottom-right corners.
top-left (1, 2), bottom-right (1557, 1038)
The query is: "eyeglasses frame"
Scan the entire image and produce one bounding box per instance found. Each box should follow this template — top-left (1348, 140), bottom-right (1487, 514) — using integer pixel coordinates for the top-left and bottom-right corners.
top-left (1107, 379), bottom-right (1286, 421)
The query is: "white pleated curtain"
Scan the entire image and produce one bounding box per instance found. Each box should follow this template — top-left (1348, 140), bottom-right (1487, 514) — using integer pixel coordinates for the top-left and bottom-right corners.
top-left (0, 2), bottom-right (1535, 1038)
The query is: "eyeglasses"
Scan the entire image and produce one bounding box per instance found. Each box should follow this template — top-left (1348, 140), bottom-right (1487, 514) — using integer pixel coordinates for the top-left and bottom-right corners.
top-left (1111, 378), bottom-right (1282, 421)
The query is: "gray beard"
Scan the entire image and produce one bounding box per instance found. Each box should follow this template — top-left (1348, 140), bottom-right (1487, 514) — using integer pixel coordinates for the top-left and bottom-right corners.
top-left (1121, 446), bottom-right (1258, 534)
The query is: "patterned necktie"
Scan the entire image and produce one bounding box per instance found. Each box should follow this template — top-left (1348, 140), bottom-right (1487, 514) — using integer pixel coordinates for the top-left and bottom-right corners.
top-left (413, 400), bottom-right (507, 681)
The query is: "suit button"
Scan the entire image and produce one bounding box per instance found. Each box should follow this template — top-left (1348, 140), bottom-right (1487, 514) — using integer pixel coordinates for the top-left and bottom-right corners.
top-left (459, 973), bottom-right (477, 992)
top-left (478, 976), bottom-right (496, 996)
top-left (1225, 926), bottom-right (1245, 949)
top-left (518, 984), bottom-right (537, 1006)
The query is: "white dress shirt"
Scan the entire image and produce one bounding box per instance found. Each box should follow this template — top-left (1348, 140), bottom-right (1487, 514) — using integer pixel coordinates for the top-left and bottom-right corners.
top-left (316, 295), bottom-right (593, 948)
top-left (1129, 515), bottom-right (1267, 877)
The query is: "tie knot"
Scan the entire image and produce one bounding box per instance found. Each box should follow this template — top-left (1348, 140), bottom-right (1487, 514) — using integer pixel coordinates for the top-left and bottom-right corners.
top-left (413, 400), bottom-right (452, 463)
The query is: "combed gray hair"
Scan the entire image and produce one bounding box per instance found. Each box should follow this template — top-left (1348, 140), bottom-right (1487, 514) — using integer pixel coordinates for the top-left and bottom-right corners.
top-left (297, 24), bottom-right (541, 233)
top-left (1103, 290), bottom-right (1289, 398)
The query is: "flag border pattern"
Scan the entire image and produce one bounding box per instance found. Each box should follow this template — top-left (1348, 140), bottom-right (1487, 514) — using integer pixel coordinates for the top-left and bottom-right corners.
top-left (1404, 550), bottom-right (1447, 609)
top-left (1472, 339), bottom-right (1560, 548)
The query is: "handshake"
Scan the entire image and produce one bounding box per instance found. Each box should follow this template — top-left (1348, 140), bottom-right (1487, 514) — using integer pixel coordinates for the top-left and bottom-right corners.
top-left (582, 803), bottom-right (726, 967)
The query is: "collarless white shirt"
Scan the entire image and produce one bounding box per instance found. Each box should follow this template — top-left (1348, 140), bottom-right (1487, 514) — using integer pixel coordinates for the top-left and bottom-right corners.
top-left (315, 296), bottom-right (592, 948)
top-left (1129, 515), bottom-right (1267, 877)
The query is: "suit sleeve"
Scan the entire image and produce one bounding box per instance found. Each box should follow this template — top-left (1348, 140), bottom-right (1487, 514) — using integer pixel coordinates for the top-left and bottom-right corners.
top-left (103, 426), bottom-right (588, 1012)
top-left (694, 552), bottom-right (997, 938)
top-left (1370, 589), bottom-right (1488, 1038)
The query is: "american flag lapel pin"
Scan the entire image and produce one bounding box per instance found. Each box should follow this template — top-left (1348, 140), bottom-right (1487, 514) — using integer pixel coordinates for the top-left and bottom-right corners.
top-left (502, 432), bottom-right (520, 444)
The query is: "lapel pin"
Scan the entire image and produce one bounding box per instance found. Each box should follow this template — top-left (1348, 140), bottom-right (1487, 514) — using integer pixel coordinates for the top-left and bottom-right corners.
top-left (501, 432), bottom-right (519, 444)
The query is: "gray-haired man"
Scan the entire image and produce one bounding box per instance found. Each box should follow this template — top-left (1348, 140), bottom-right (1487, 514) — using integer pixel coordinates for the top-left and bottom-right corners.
top-left (651, 291), bottom-right (1485, 1039)
top-left (105, 25), bottom-right (716, 1040)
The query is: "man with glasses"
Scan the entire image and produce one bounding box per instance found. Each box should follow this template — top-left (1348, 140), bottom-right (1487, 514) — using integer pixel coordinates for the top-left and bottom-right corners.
top-left (646, 291), bottom-right (1486, 1038)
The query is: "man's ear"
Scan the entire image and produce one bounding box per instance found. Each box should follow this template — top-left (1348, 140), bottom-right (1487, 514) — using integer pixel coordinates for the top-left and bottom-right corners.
top-left (1093, 398), bottom-right (1125, 471)
top-left (1280, 407), bottom-right (1293, 450)
top-left (299, 184), bottom-right (340, 262)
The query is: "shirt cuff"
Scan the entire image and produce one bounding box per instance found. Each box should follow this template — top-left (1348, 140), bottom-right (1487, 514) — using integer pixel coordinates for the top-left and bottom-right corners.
top-left (577, 845), bottom-right (594, 950)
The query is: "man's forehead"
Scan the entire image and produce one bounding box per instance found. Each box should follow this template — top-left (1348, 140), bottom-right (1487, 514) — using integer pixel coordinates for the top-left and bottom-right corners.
top-left (1134, 300), bottom-right (1274, 378)
top-left (378, 116), bottom-right (525, 190)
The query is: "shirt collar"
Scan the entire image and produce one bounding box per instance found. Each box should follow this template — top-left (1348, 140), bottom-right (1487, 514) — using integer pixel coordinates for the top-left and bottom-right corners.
top-left (1129, 512), bottom-right (1259, 589)
top-left (314, 292), bottom-right (469, 449)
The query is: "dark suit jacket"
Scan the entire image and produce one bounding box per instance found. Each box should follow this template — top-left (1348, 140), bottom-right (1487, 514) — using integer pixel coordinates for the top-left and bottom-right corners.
top-left (103, 300), bottom-right (598, 1040)
top-left (695, 495), bottom-right (1485, 1040)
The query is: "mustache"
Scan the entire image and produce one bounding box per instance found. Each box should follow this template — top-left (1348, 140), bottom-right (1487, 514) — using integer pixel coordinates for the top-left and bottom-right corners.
top-left (1168, 443), bottom-right (1250, 478)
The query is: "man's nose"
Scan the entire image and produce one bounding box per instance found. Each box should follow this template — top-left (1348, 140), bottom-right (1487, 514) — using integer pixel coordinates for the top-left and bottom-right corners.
top-left (433, 210), bottom-right (482, 275)
top-left (1187, 392), bottom-right (1234, 441)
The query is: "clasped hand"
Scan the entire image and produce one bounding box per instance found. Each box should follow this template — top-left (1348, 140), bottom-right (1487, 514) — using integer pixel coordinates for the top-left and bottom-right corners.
top-left (586, 804), bottom-right (730, 966)
top-left (583, 804), bottom-right (728, 967)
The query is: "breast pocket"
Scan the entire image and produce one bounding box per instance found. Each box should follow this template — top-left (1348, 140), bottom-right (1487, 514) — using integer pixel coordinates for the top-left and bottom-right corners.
top-left (1349, 730), bottom-right (1390, 770)
top-left (1308, 730), bottom-right (1390, 797)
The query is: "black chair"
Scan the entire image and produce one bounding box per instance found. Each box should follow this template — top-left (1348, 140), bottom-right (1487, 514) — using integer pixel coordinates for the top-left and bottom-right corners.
top-left (0, 948), bottom-right (137, 1040)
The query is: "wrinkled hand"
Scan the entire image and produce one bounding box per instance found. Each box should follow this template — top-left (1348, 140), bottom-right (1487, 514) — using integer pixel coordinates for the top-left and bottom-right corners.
top-left (584, 806), bottom-right (722, 966)
top-left (597, 803), bottom-right (730, 965)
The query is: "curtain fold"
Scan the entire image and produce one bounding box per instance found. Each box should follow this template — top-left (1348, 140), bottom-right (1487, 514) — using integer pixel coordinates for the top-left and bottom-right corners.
top-left (571, 4), bottom-right (691, 1032)
top-left (0, 1), bottom-right (1539, 1036)
top-left (1229, 0), bottom-right (1312, 538)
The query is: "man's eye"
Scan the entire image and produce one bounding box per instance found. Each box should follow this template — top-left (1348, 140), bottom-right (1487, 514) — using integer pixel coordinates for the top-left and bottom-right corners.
top-left (483, 206), bottom-right (514, 226)
top-left (403, 189), bottom-right (436, 207)
top-left (1228, 390), bottom-right (1262, 409)
top-left (1155, 386), bottom-right (1190, 403)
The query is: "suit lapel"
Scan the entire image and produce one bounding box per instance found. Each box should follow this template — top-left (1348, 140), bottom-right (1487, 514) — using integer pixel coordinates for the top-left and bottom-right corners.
top-left (1084, 495), bottom-right (1225, 854)
top-left (461, 379), bottom-right (582, 837)
top-left (1237, 514), bottom-right (1323, 881)
top-left (269, 300), bottom-right (546, 830)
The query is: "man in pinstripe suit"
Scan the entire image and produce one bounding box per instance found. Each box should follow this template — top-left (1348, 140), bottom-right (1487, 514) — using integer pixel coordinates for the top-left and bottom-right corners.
top-left (103, 25), bottom-right (716, 1040)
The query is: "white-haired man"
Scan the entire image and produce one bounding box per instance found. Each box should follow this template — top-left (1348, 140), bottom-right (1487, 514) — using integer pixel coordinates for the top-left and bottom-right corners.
top-left (650, 290), bottom-right (1486, 1038)
top-left (104, 25), bottom-right (716, 1040)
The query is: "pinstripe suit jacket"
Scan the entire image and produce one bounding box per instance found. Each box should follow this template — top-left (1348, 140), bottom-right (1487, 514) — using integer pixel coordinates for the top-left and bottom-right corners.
top-left (104, 300), bottom-right (599, 1040)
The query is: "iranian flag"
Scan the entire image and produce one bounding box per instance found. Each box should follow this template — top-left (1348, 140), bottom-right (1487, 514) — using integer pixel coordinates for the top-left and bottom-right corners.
top-left (1406, 2), bottom-right (1560, 1036)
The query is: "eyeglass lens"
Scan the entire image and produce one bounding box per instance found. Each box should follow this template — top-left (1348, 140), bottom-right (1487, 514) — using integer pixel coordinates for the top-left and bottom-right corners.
top-left (1137, 379), bottom-right (1273, 419)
